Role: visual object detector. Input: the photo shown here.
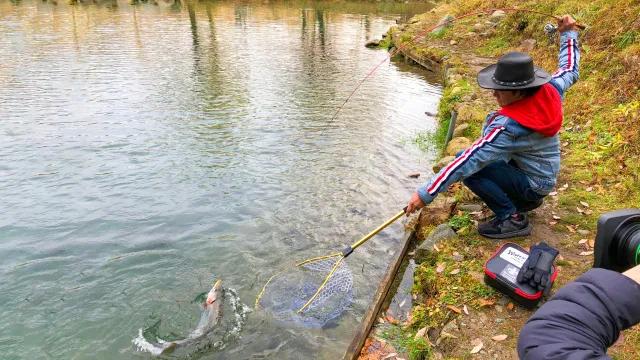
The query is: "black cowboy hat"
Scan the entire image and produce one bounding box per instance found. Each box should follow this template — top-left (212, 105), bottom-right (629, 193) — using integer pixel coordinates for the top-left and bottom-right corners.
top-left (477, 52), bottom-right (551, 90)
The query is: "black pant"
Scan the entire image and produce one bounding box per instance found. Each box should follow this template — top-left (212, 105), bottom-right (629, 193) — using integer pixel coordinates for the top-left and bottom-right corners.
top-left (463, 161), bottom-right (545, 220)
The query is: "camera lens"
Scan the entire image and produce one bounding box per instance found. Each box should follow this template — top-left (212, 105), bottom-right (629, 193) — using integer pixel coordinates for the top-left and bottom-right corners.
top-left (614, 218), bottom-right (640, 268)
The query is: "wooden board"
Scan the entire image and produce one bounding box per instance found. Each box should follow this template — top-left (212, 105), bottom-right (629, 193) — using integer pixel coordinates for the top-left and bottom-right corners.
top-left (342, 231), bottom-right (416, 360)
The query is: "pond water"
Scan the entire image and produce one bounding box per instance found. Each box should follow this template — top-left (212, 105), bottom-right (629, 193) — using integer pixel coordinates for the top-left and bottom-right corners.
top-left (0, 0), bottom-right (441, 358)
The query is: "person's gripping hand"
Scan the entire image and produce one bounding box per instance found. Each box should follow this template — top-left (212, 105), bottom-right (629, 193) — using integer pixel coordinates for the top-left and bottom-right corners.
top-left (405, 192), bottom-right (425, 215)
top-left (557, 14), bottom-right (578, 33)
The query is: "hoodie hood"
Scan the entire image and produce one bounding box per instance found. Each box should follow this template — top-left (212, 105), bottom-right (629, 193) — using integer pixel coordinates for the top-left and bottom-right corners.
top-left (497, 83), bottom-right (563, 137)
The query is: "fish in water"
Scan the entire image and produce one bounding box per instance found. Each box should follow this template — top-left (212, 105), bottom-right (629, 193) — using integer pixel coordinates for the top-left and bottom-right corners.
top-left (135, 279), bottom-right (224, 356)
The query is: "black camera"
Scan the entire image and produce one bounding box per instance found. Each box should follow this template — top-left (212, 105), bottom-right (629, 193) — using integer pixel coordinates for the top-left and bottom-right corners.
top-left (593, 209), bottom-right (640, 272)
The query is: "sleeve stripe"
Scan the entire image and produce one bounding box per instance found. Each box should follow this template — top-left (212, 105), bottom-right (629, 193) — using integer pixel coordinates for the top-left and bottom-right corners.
top-left (427, 126), bottom-right (506, 195)
top-left (552, 38), bottom-right (576, 78)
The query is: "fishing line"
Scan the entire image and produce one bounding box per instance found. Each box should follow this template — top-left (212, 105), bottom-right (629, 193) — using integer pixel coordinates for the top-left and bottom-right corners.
top-left (331, 7), bottom-right (586, 121)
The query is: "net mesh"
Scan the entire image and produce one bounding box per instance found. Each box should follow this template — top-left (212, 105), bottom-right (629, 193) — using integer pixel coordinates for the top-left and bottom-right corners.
top-left (257, 256), bottom-right (354, 328)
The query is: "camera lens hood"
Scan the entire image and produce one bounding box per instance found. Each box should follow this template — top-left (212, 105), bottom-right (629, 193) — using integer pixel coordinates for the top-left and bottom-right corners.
top-left (594, 209), bottom-right (640, 272)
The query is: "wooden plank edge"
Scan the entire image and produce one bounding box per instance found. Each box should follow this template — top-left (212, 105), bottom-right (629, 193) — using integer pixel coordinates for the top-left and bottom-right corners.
top-left (342, 230), bottom-right (416, 360)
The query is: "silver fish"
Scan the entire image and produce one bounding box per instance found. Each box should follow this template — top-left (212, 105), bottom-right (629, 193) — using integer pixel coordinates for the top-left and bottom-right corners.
top-left (152, 279), bottom-right (224, 355)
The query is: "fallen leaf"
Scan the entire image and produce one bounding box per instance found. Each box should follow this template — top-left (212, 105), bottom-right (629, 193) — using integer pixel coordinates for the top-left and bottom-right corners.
top-left (440, 331), bottom-right (458, 339)
top-left (386, 314), bottom-right (399, 324)
top-left (549, 191), bottom-right (558, 196)
top-left (577, 207), bottom-right (584, 214)
top-left (478, 299), bottom-right (495, 307)
top-left (580, 201), bottom-right (590, 208)
top-left (470, 339), bottom-right (483, 354)
top-left (586, 186), bottom-right (593, 192)
top-left (578, 239), bottom-right (588, 244)
top-left (584, 209), bottom-right (593, 215)
top-left (450, 268), bottom-right (460, 275)
top-left (549, 221), bottom-right (558, 225)
top-left (415, 327), bottom-right (427, 339)
top-left (433, 244), bottom-right (440, 252)
top-left (560, 183), bottom-right (569, 191)
top-left (507, 302), bottom-right (514, 311)
top-left (492, 334), bottom-right (508, 341)
top-left (579, 251), bottom-right (594, 256)
top-left (463, 305), bottom-right (469, 315)
top-left (436, 263), bottom-right (446, 273)
top-left (552, 215), bottom-right (561, 220)
top-left (566, 225), bottom-right (576, 233)
top-left (588, 238), bottom-right (595, 248)
top-left (378, 317), bottom-right (385, 323)
top-left (447, 305), bottom-right (462, 314)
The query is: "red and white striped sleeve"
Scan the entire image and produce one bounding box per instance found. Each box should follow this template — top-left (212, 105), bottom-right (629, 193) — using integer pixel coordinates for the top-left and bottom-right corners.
top-left (416, 119), bottom-right (510, 205)
top-left (550, 31), bottom-right (580, 96)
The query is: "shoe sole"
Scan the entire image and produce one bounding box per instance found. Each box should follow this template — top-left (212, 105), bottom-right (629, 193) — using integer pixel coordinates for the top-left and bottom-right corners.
top-left (479, 224), bottom-right (533, 239)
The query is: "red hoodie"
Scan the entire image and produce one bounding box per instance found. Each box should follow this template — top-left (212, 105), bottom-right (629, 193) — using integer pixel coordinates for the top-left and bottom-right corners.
top-left (497, 83), bottom-right (563, 137)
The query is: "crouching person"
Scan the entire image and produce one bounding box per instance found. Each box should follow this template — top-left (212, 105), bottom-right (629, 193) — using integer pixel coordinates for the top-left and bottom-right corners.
top-left (406, 16), bottom-right (580, 239)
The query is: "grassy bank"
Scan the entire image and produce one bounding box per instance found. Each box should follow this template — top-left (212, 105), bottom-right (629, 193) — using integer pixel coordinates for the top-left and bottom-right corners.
top-left (363, 0), bottom-right (639, 359)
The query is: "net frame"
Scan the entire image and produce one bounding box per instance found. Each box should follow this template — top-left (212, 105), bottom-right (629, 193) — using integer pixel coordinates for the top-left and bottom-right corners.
top-left (255, 210), bottom-right (405, 326)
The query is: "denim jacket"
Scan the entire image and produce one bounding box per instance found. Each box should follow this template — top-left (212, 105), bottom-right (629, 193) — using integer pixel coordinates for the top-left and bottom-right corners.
top-left (417, 31), bottom-right (580, 205)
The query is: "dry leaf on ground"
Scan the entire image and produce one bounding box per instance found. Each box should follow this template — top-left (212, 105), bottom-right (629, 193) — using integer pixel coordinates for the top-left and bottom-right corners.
top-left (470, 339), bottom-right (483, 354)
top-left (447, 305), bottom-right (462, 314)
top-left (463, 305), bottom-right (469, 315)
top-left (478, 299), bottom-right (495, 307)
top-left (450, 268), bottom-right (460, 275)
top-left (385, 314), bottom-right (399, 324)
top-left (492, 334), bottom-right (508, 341)
top-left (507, 302), bottom-right (514, 311)
top-left (580, 201), bottom-right (590, 208)
top-left (415, 327), bottom-right (427, 339)
top-left (578, 239), bottom-right (588, 244)
top-left (440, 331), bottom-right (458, 339)
top-left (436, 263), bottom-right (446, 273)
top-left (579, 251), bottom-right (594, 256)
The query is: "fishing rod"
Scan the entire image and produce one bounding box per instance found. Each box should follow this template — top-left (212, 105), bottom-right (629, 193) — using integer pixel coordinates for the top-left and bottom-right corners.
top-left (331, 7), bottom-right (586, 121)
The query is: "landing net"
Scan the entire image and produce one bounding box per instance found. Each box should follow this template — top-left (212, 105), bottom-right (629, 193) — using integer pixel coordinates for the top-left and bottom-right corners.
top-left (256, 256), bottom-right (354, 328)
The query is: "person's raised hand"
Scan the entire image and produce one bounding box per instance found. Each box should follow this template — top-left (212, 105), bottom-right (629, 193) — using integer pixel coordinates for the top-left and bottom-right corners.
top-left (557, 15), bottom-right (578, 33)
top-left (405, 192), bottom-right (425, 215)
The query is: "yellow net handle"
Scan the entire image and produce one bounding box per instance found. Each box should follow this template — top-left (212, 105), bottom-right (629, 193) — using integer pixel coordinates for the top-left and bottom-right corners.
top-left (297, 209), bottom-right (406, 313)
top-left (346, 209), bottom-right (406, 255)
